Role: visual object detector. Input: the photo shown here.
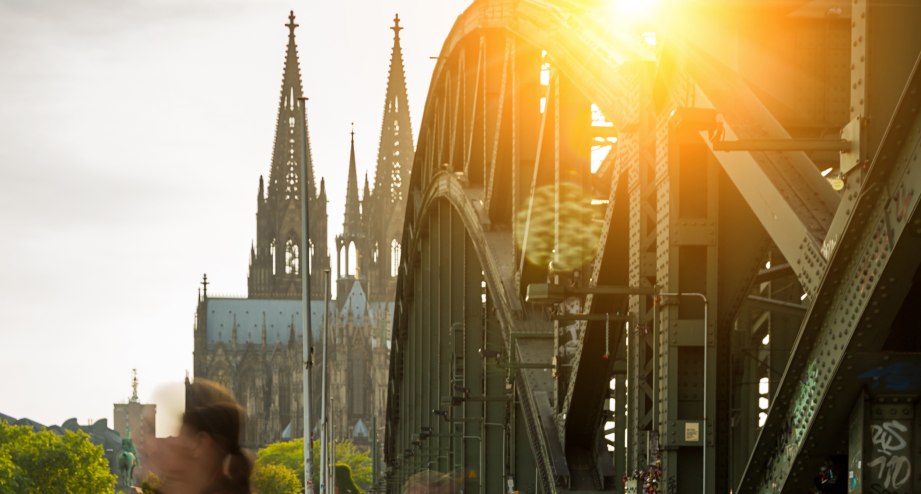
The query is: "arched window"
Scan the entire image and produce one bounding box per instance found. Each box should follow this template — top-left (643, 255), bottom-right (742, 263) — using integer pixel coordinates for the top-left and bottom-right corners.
top-left (308, 239), bottom-right (315, 275)
top-left (270, 240), bottom-right (277, 275)
top-left (285, 238), bottom-right (299, 275)
top-left (390, 239), bottom-right (401, 277)
top-left (391, 162), bottom-right (402, 203)
top-left (347, 241), bottom-right (357, 277)
top-left (372, 242), bottom-right (380, 264)
top-left (284, 161), bottom-right (299, 201)
top-left (349, 353), bottom-right (367, 416)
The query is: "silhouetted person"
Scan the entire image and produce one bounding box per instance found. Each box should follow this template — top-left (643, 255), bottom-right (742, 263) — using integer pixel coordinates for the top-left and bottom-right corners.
top-left (157, 379), bottom-right (253, 494)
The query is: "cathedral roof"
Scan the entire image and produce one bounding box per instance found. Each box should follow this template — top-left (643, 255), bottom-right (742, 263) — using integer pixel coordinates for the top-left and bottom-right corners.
top-left (204, 298), bottom-right (335, 347)
top-left (337, 281), bottom-right (394, 322)
top-left (352, 418), bottom-right (369, 439)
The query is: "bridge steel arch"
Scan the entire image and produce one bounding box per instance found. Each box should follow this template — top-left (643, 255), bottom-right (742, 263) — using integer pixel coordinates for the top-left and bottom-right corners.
top-left (383, 1), bottom-right (921, 493)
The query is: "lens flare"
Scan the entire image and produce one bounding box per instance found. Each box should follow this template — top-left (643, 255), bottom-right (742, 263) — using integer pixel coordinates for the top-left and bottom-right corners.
top-left (613, 0), bottom-right (658, 20)
top-left (515, 183), bottom-right (603, 271)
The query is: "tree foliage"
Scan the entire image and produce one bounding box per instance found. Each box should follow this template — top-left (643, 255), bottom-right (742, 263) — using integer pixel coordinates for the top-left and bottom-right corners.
top-left (140, 471), bottom-right (161, 494)
top-left (252, 463), bottom-right (303, 494)
top-left (0, 420), bottom-right (117, 493)
top-left (256, 438), bottom-right (303, 484)
top-left (256, 438), bottom-right (372, 492)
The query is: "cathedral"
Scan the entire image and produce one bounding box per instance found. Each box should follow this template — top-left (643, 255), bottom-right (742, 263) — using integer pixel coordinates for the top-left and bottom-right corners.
top-left (192, 11), bottom-right (414, 450)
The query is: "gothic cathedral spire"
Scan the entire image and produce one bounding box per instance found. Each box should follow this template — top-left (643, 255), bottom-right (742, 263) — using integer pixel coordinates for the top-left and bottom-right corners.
top-left (249, 11), bottom-right (329, 299)
top-left (268, 11), bottom-right (316, 204)
top-left (363, 13), bottom-right (416, 302)
top-left (373, 14), bottom-right (415, 209)
top-left (344, 126), bottom-right (362, 237)
top-left (336, 126), bottom-right (364, 295)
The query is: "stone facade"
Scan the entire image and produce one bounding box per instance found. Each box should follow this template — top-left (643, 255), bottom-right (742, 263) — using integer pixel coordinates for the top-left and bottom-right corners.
top-left (191, 12), bottom-right (414, 451)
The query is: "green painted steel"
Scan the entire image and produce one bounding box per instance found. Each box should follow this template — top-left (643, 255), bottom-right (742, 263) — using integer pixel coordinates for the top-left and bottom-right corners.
top-left (383, 2), bottom-right (921, 493)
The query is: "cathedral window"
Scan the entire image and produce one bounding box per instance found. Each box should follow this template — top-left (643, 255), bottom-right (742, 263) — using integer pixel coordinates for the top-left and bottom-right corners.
top-left (285, 239), bottom-right (299, 275)
top-left (308, 239), bottom-right (314, 275)
top-left (349, 354), bottom-right (367, 416)
top-left (372, 242), bottom-right (379, 264)
top-left (285, 161), bottom-right (299, 201)
top-left (270, 240), bottom-right (277, 275)
top-left (390, 239), bottom-right (401, 277)
top-left (347, 241), bottom-right (357, 277)
top-left (391, 163), bottom-right (403, 203)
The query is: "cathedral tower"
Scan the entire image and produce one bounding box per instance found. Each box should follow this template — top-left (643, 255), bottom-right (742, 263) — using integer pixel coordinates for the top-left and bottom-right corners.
top-left (336, 128), bottom-right (365, 298)
top-left (248, 11), bottom-right (329, 299)
top-left (365, 14), bottom-right (416, 302)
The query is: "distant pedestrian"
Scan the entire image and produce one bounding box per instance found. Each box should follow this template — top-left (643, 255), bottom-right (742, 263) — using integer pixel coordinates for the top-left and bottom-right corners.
top-left (156, 379), bottom-right (254, 494)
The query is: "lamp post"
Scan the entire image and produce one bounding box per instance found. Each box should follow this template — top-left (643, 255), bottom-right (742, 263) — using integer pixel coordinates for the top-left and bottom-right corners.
top-left (320, 269), bottom-right (331, 493)
top-left (297, 96), bottom-right (315, 493)
top-left (656, 292), bottom-right (709, 494)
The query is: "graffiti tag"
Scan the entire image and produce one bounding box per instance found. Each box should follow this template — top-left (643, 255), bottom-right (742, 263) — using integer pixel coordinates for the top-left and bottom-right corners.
top-left (868, 420), bottom-right (911, 491)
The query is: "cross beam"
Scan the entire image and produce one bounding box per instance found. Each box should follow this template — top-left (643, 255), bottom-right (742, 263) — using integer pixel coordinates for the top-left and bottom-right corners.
top-left (737, 50), bottom-right (921, 494)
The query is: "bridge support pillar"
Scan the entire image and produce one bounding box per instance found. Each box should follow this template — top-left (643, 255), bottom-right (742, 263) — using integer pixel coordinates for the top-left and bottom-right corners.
top-left (626, 61), bottom-right (659, 478)
top-left (848, 392), bottom-right (920, 494)
top-left (655, 113), bottom-right (720, 494)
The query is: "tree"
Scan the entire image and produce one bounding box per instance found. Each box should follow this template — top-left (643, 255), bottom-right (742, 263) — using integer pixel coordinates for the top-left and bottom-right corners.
top-left (256, 438), bottom-right (303, 484)
top-left (0, 420), bottom-right (117, 493)
top-left (329, 441), bottom-right (371, 492)
top-left (252, 463), bottom-right (303, 494)
top-left (140, 471), bottom-right (161, 494)
top-left (256, 438), bottom-right (372, 492)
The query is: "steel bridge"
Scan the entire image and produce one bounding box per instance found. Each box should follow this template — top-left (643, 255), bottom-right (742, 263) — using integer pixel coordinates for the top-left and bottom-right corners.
top-left (382, 1), bottom-right (921, 492)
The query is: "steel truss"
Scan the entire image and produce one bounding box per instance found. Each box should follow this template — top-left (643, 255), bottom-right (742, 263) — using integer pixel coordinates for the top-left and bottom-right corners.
top-left (384, 1), bottom-right (921, 493)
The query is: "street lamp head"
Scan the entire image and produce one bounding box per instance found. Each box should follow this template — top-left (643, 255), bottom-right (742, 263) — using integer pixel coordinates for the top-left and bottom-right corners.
top-left (525, 283), bottom-right (566, 304)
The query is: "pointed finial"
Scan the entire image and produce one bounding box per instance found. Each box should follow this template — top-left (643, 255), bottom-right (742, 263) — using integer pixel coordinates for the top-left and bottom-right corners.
top-left (131, 369), bottom-right (139, 403)
top-left (392, 14), bottom-right (402, 40)
top-left (351, 122), bottom-right (355, 140)
top-left (201, 273), bottom-right (209, 298)
top-left (286, 11), bottom-right (299, 36)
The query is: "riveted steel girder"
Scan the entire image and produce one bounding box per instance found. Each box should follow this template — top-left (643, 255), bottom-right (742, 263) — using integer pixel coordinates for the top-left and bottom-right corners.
top-left (385, 2), bottom-right (921, 494)
top-left (736, 51), bottom-right (921, 494)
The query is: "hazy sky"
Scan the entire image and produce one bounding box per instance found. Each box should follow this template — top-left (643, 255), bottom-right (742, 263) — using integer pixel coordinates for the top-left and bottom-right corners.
top-left (0, 0), bottom-right (469, 434)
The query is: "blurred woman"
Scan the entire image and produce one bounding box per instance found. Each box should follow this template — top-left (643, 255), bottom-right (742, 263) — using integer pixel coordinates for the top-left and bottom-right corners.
top-left (157, 379), bottom-right (253, 494)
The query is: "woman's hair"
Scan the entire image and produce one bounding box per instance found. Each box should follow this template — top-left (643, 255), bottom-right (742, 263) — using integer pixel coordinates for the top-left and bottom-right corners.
top-left (183, 379), bottom-right (253, 493)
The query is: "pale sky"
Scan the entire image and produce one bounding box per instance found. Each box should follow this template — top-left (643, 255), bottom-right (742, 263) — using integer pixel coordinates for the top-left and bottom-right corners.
top-left (0, 0), bottom-right (469, 435)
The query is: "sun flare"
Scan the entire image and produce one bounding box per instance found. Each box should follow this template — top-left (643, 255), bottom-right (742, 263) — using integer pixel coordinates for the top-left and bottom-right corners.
top-left (612, 0), bottom-right (658, 21)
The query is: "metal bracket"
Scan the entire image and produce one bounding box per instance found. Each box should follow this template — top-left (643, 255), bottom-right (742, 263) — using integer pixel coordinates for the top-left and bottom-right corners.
top-left (840, 116), bottom-right (863, 175)
top-left (526, 283), bottom-right (657, 304)
top-left (711, 138), bottom-right (851, 152)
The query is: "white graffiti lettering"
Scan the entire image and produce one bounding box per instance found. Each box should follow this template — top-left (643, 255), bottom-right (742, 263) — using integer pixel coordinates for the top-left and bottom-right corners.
top-left (871, 421), bottom-right (908, 454)
top-left (869, 456), bottom-right (911, 491)
top-left (869, 420), bottom-right (911, 491)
